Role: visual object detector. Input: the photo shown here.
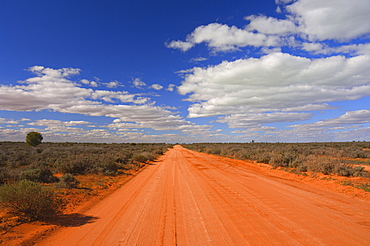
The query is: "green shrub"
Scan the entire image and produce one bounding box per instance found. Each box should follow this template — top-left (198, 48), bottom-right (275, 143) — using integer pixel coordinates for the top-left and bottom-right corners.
top-left (353, 166), bottom-right (365, 177)
top-left (334, 165), bottom-right (353, 177)
top-left (297, 164), bottom-right (308, 172)
top-left (57, 173), bottom-right (80, 188)
top-left (140, 152), bottom-right (156, 161)
top-left (255, 154), bottom-right (271, 164)
top-left (19, 168), bottom-right (59, 183)
top-left (54, 157), bottom-right (92, 174)
top-left (91, 159), bottom-right (120, 176)
top-left (102, 161), bottom-right (120, 175)
top-left (132, 154), bottom-right (148, 163)
top-left (0, 180), bottom-right (62, 221)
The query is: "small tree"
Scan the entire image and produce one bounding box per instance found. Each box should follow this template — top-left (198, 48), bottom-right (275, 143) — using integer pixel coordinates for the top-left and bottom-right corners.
top-left (26, 131), bottom-right (43, 147)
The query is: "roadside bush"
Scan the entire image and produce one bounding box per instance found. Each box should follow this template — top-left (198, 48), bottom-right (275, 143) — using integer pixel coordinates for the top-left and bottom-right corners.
top-left (57, 173), bottom-right (80, 189)
top-left (132, 154), bottom-right (148, 163)
top-left (0, 180), bottom-right (62, 221)
top-left (269, 154), bottom-right (288, 168)
top-left (19, 168), bottom-right (59, 183)
top-left (333, 165), bottom-right (353, 177)
top-left (154, 149), bottom-right (164, 155)
top-left (94, 160), bottom-right (120, 176)
top-left (140, 152), bottom-right (156, 161)
top-left (353, 166), bottom-right (365, 177)
top-left (54, 157), bottom-right (92, 174)
top-left (255, 154), bottom-right (271, 164)
top-left (297, 164), bottom-right (308, 172)
top-left (305, 155), bottom-right (335, 175)
top-left (114, 153), bottom-right (132, 164)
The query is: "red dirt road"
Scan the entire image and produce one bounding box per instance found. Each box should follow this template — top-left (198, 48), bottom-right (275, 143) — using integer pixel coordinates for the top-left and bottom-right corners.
top-left (37, 145), bottom-right (370, 245)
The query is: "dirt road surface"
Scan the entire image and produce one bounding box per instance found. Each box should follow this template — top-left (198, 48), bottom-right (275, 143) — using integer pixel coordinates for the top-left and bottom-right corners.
top-left (37, 145), bottom-right (370, 246)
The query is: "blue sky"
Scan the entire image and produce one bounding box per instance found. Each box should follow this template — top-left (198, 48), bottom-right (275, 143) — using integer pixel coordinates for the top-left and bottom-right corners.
top-left (1, 0), bottom-right (370, 143)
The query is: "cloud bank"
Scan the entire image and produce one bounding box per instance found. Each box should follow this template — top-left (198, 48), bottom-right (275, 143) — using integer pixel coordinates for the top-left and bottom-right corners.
top-left (167, 0), bottom-right (370, 141)
top-left (0, 66), bottom-right (218, 142)
top-left (178, 52), bottom-right (370, 119)
top-left (167, 0), bottom-right (370, 52)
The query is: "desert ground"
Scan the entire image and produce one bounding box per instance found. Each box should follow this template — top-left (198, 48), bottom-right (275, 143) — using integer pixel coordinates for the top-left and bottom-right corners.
top-left (21, 145), bottom-right (370, 246)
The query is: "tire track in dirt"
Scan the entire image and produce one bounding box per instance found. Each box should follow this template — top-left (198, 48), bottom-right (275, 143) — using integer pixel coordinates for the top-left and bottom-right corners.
top-left (178, 148), bottom-right (314, 245)
top-left (180, 148), bottom-right (370, 245)
top-left (37, 145), bottom-right (370, 246)
top-left (180, 147), bottom-right (370, 245)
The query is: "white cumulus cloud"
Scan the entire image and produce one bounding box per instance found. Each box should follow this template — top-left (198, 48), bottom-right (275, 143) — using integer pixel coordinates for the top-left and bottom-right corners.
top-left (132, 78), bottom-right (147, 89)
top-left (149, 84), bottom-right (163, 90)
top-left (217, 112), bottom-right (312, 129)
top-left (166, 84), bottom-right (176, 92)
top-left (292, 109), bottom-right (370, 128)
top-left (165, 40), bottom-right (194, 52)
top-left (167, 0), bottom-right (370, 53)
top-left (105, 81), bottom-right (120, 88)
top-left (245, 15), bottom-right (298, 35)
top-left (178, 52), bottom-right (370, 123)
top-left (286, 0), bottom-right (370, 41)
top-left (167, 23), bottom-right (281, 52)
top-left (0, 66), bottom-right (209, 135)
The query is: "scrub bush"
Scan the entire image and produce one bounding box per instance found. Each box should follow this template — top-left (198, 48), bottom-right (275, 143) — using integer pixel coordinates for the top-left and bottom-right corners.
top-left (57, 173), bottom-right (80, 188)
top-left (132, 154), bottom-right (148, 163)
top-left (19, 168), bottom-right (59, 183)
top-left (0, 180), bottom-right (62, 221)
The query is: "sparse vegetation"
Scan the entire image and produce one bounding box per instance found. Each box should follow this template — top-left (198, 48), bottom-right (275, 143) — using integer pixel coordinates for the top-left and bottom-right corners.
top-left (0, 142), bottom-right (173, 184)
top-left (341, 181), bottom-right (370, 192)
top-left (0, 142), bottom-right (173, 222)
top-left (183, 142), bottom-right (370, 177)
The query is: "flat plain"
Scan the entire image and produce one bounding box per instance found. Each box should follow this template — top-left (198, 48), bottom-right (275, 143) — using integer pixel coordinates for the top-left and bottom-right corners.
top-left (35, 145), bottom-right (370, 246)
